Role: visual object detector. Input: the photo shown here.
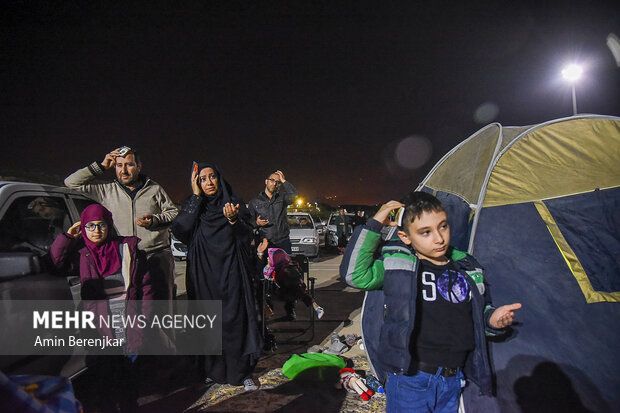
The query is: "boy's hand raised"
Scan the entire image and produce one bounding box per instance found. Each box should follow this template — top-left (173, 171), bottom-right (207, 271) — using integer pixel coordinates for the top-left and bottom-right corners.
top-left (373, 201), bottom-right (405, 226)
top-left (489, 303), bottom-right (522, 329)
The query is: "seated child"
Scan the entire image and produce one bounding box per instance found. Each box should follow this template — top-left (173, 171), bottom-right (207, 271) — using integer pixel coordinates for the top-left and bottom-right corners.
top-left (263, 248), bottom-right (324, 319)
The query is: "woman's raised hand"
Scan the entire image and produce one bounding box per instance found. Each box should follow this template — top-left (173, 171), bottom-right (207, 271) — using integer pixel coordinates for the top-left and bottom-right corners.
top-left (257, 238), bottom-right (269, 255)
top-left (67, 221), bottom-right (82, 239)
top-left (191, 163), bottom-right (201, 196)
top-left (223, 203), bottom-right (240, 223)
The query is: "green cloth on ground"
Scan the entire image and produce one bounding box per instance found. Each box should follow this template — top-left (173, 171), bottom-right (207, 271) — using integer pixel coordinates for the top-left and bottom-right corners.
top-left (281, 353), bottom-right (347, 379)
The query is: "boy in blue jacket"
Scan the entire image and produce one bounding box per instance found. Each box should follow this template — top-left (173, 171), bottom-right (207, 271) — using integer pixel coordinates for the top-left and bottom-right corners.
top-left (340, 191), bottom-right (521, 412)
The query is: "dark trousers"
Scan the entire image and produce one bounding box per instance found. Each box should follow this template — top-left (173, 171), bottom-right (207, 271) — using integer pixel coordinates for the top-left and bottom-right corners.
top-left (146, 248), bottom-right (175, 300)
top-left (271, 238), bottom-right (292, 254)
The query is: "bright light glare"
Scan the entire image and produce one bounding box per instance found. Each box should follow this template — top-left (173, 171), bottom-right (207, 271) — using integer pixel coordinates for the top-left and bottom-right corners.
top-left (562, 64), bottom-right (583, 82)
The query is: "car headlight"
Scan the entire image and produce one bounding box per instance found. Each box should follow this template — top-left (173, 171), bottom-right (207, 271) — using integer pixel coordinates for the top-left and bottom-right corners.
top-left (300, 237), bottom-right (318, 244)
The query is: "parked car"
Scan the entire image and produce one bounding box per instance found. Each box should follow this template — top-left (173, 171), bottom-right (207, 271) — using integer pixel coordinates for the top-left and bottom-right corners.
top-left (312, 215), bottom-right (326, 246)
top-left (287, 212), bottom-right (319, 258)
top-left (170, 233), bottom-right (188, 261)
top-left (325, 212), bottom-right (355, 247)
top-left (0, 181), bottom-right (97, 379)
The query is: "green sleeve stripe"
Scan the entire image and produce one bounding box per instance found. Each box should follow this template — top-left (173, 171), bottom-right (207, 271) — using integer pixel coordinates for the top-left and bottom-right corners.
top-left (387, 252), bottom-right (416, 261)
top-left (450, 249), bottom-right (467, 261)
top-left (344, 228), bottom-right (385, 289)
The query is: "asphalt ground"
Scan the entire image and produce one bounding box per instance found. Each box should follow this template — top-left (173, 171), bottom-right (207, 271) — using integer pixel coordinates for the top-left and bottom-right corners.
top-left (71, 250), bottom-right (384, 412)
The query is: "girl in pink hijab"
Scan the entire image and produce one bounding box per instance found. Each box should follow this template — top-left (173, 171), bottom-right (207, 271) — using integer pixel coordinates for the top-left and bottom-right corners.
top-left (51, 203), bottom-right (152, 301)
top-left (50, 204), bottom-right (152, 411)
top-left (262, 247), bottom-right (324, 319)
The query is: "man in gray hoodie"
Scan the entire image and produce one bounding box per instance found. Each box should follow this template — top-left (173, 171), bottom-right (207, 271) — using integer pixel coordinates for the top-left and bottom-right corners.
top-left (65, 146), bottom-right (178, 300)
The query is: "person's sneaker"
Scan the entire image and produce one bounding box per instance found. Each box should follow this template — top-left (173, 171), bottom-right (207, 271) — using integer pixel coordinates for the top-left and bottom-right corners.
top-left (315, 306), bottom-right (324, 319)
top-left (204, 377), bottom-right (216, 388)
top-left (243, 378), bottom-right (258, 391)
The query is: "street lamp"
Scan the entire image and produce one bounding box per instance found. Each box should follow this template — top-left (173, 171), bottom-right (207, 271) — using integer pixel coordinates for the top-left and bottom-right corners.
top-left (561, 64), bottom-right (582, 115)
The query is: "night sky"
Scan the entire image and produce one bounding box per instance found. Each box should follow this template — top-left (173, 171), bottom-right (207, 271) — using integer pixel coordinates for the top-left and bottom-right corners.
top-left (2, 1), bottom-right (619, 205)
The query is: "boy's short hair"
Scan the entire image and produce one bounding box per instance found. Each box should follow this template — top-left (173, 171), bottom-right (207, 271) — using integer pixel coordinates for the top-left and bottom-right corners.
top-left (399, 191), bottom-right (445, 233)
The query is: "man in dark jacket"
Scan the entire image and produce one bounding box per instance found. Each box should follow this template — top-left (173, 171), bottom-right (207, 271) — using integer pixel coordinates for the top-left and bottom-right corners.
top-left (248, 170), bottom-right (298, 253)
top-left (249, 170), bottom-right (298, 319)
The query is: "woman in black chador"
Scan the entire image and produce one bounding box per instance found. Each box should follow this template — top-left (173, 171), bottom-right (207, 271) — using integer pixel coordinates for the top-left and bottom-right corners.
top-left (172, 162), bottom-right (262, 391)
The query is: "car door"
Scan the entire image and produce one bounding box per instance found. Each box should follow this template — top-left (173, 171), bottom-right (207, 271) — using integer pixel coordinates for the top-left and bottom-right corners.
top-left (0, 189), bottom-right (78, 376)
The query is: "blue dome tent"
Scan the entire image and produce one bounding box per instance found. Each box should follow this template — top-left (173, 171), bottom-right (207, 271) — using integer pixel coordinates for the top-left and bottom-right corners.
top-left (415, 114), bottom-right (620, 412)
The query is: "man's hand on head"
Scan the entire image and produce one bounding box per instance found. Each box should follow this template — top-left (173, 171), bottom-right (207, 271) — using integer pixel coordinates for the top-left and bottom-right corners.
top-left (136, 214), bottom-right (153, 228)
top-left (102, 148), bottom-right (122, 170)
top-left (275, 170), bottom-right (286, 183)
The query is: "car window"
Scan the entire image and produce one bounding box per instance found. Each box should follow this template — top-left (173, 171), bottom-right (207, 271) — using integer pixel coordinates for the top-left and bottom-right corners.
top-left (0, 195), bottom-right (72, 254)
top-left (72, 197), bottom-right (98, 216)
top-left (288, 215), bottom-right (314, 229)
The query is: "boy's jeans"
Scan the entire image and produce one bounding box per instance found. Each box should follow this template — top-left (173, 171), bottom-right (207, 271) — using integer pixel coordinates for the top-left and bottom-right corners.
top-left (386, 368), bottom-right (465, 413)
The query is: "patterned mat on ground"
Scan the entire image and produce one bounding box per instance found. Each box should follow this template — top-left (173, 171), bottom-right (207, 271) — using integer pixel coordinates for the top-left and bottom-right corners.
top-left (188, 356), bottom-right (386, 412)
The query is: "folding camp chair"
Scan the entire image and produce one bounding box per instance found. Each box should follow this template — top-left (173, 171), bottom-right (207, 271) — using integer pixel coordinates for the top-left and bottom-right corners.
top-left (261, 254), bottom-right (316, 348)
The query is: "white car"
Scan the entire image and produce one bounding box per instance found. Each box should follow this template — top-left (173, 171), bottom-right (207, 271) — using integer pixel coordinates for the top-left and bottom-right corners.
top-left (170, 234), bottom-right (188, 261)
top-left (325, 212), bottom-right (355, 247)
top-left (287, 212), bottom-right (319, 258)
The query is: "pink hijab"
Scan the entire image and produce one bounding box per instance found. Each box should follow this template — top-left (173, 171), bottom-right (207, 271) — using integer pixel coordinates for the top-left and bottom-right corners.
top-left (263, 248), bottom-right (291, 281)
top-left (80, 204), bottom-right (121, 277)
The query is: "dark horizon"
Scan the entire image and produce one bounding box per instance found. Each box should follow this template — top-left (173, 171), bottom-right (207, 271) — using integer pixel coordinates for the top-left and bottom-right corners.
top-left (2, 2), bottom-right (619, 205)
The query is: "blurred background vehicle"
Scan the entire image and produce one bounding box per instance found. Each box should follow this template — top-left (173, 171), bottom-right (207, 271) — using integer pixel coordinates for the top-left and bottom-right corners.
top-left (312, 215), bottom-right (326, 246)
top-left (170, 232), bottom-right (188, 261)
top-left (325, 211), bottom-right (354, 248)
top-left (287, 212), bottom-right (319, 258)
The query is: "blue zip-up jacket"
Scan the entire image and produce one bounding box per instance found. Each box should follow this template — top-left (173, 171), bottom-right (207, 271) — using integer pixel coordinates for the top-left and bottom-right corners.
top-left (340, 218), bottom-right (502, 395)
